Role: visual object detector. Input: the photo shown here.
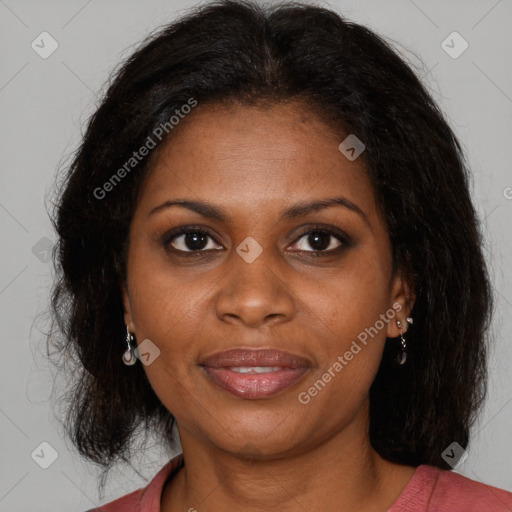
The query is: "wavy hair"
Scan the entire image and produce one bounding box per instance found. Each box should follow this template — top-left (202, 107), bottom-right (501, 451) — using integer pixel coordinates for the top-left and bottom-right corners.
top-left (48, 0), bottom-right (492, 490)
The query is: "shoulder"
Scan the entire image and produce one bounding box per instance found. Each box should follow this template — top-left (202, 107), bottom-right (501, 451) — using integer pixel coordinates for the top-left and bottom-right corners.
top-left (85, 454), bottom-right (184, 512)
top-left (84, 488), bottom-right (142, 511)
top-left (390, 464), bottom-right (512, 512)
top-left (430, 466), bottom-right (512, 512)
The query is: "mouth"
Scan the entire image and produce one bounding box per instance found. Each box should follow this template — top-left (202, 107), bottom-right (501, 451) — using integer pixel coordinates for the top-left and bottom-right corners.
top-left (199, 348), bottom-right (311, 399)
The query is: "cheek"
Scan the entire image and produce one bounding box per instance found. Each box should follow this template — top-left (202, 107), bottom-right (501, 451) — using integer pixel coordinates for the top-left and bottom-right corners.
top-left (296, 255), bottom-right (392, 406)
top-left (125, 247), bottom-right (209, 395)
top-left (305, 259), bottom-right (392, 346)
top-left (297, 275), bottom-right (390, 425)
top-left (127, 267), bottom-right (204, 417)
top-left (127, 239), bottom-right (208, 336)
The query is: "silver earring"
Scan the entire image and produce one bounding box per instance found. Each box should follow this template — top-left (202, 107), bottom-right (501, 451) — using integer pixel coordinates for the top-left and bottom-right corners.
top-left (394, 319), bottom-right (408, 366)
top-left (122, 326), bottom-right (137, 366)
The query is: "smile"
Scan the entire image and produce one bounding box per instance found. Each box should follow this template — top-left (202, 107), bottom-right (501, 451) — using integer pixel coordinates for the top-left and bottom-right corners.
top-left (199, 348), bottom-right (312, 399)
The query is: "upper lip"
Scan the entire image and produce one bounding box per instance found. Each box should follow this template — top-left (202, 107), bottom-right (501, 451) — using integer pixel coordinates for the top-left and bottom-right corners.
top-left (200, 348), bottom-right (311, 368)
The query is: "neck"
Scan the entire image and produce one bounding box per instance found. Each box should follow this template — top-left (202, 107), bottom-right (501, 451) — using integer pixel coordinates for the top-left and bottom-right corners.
top-left (161, 404), bottom-right (416, 512)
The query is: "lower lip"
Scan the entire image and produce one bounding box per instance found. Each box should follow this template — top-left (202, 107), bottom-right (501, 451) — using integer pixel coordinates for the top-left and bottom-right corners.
top-left (201, 366), bottom-right (310, 399)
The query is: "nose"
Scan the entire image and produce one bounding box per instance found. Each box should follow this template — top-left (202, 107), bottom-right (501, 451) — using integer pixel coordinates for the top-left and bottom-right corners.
top-left (215, 247), bottom-right (295, 329)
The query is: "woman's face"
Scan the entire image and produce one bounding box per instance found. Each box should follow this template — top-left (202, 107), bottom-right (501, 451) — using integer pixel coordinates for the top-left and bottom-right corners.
top-left (122, 101), bottom-right (411, 458)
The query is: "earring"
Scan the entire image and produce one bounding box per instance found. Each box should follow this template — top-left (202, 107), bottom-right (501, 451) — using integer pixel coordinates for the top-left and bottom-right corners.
top-left (394, 319), bottom-right (408, 366)
top-left (122, 325), bottom-right (137, 366)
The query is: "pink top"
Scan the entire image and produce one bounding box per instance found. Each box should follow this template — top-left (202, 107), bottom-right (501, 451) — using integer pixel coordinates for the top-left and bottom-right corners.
top-left (88, 453), bottom-right (512, 511)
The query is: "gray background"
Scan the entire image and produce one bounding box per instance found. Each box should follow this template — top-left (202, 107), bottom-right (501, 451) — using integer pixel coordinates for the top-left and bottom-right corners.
top-left (0, 0), bottom-right (511, 510)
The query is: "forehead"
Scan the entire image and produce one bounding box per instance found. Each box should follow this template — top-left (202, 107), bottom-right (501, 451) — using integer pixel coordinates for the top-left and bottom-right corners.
top-left (136, 101), bottom-right (379, 224)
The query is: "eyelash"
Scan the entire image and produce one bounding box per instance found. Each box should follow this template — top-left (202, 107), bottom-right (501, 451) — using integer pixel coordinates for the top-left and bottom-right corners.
top-left (161, 224), bottom-right (352, 259)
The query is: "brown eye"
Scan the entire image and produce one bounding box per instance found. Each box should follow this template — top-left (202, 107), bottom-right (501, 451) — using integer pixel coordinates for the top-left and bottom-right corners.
top-left (164, 228), bottom-right (223, 253)
top-left (295, 231), bottom-right (342, 252)
top-left (289, 226), bottom-right (350, 255)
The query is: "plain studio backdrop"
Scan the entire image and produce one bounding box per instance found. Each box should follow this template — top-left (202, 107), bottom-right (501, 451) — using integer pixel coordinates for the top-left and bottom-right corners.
top-left (0, 0), bottom-right (511, 510)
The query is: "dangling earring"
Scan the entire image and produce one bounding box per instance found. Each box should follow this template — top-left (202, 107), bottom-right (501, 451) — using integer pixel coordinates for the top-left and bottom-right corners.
top-left (394, 319), bottom-right (408, 366)
top-left (122, 325), bottom-right (137, 366)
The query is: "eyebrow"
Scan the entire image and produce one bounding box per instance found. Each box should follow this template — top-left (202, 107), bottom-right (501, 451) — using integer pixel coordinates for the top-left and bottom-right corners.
top-left (147, 197), bottom-right (369, 225)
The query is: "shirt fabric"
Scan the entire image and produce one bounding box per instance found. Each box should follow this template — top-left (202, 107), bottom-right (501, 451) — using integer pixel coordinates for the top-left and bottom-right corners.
top-left (88, 453), bottom-right (512, 511)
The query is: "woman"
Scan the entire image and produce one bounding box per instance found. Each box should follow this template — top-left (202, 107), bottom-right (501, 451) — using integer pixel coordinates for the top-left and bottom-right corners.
top-left (48, 0), bottom-right (512, 510)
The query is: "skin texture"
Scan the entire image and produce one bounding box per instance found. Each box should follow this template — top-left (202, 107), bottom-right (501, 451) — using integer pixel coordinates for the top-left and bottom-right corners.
top-left (122, 101), bottom-right (416, 512)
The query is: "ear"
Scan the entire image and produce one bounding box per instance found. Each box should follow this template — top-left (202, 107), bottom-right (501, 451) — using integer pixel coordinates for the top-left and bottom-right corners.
top-left (121, 282), bottom-right (136, 333)
top-left (386, 272), bottom-right (416, 338)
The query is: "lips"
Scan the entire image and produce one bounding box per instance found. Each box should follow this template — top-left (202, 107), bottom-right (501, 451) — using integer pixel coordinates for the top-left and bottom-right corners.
top-left (200, 348), bottom-right (311, 399)
top-left (201, 348), bottom-right (311, 368)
